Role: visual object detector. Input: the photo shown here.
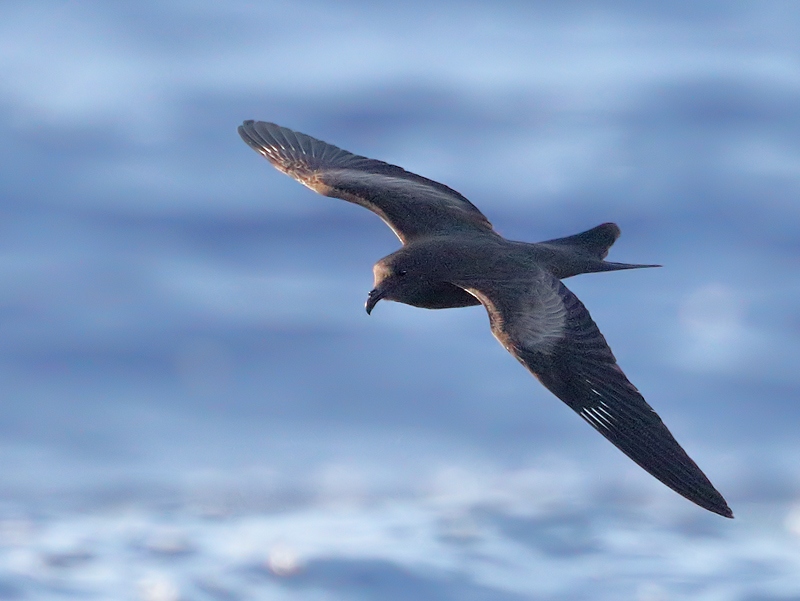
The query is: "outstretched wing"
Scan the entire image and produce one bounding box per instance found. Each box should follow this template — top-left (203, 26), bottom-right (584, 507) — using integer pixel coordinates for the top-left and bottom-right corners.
top-left (463, 271), bottom-right (733, 518)
top-left (239, 121), bottom-right (493, 243)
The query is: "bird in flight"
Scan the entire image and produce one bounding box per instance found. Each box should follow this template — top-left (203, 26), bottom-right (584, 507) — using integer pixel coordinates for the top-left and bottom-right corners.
top-left (238, 120), bottom-right (732, 518)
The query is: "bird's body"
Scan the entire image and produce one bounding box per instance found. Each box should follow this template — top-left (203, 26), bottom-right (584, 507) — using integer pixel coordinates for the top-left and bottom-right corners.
top-left (239, 120), bottom-right (733, 518)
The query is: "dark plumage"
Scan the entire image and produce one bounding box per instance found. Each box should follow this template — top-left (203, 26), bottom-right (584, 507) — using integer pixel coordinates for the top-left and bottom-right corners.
top-left (239, 120), bottom-right (733, 518)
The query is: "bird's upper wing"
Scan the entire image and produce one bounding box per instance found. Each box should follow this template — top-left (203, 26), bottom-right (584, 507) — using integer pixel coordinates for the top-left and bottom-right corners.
top-left (239, 121), bottom-right (494, 244)
top-left (461, 271), bottom-right (733, 517)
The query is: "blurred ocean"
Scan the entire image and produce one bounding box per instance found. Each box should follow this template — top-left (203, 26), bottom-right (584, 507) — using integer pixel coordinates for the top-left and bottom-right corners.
top-left (2, 1), bottom-right (800, 599)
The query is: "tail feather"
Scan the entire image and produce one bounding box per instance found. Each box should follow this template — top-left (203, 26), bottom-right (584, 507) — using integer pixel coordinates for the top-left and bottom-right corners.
top-left (542, 223), bottom-right (621, 260)
top-left (539, 223), bottom-right (660, 278)
top-left (594, 260), bottom-right (662, 273)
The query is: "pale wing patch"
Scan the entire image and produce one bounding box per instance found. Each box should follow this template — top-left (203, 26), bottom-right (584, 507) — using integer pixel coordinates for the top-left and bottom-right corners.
top-left (291, 170), bottom-right (332, 195)
top-left (466, 277), bottom-right (567, 354)
top-left (511, 279), bottom-right (567, 352)
top-left (260, 153), bottom-right (333, 196)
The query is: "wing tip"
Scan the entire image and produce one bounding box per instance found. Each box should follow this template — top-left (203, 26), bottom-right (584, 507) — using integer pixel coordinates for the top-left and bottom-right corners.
top-left (238, 120), bottom-right (270, 154)
top-left (661, 463), bottom-right (733, 518)
top-left (238, 120), bottom-right (307, 172)
top-left (238, 120), bottom-right (328, 163)
top-left (238, 120), bottom-right (286, 147)
top-left (699, 494), bottom-right (734, 518)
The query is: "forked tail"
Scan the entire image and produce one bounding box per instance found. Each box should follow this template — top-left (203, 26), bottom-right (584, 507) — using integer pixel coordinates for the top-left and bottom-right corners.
top-left (539, 222), bottom-right (660, 278)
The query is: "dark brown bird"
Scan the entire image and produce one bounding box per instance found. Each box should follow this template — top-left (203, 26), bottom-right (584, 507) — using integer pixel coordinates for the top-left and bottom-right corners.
top-left (238, 120), bottom-right (733, 518)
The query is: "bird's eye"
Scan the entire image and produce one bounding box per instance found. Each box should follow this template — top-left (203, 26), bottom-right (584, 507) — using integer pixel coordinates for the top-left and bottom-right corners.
top-left (397, 269), bottom-right (408, 276)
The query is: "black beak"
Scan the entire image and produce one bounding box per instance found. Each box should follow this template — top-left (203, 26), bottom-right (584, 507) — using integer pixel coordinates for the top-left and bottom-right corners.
top-left (365, 288), bottom-right (384, 315)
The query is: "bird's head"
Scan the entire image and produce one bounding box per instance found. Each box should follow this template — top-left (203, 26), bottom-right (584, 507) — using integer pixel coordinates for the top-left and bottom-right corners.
top-left (365, 251), bottom-right (434, 314)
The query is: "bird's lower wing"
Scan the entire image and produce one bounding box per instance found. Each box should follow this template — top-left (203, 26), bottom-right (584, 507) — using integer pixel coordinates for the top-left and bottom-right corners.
top-left (238, 121), bottom-right (493, 243)
top-left (463, 273), bottom-right (733, 517)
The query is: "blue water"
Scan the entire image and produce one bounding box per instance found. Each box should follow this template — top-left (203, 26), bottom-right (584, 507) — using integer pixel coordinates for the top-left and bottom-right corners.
top-left (2, 1), bottom-right (800, 599)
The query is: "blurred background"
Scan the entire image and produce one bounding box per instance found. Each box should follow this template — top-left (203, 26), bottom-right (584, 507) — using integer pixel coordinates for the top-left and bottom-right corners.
top-left (1, 1), bottom-right (800, 599)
